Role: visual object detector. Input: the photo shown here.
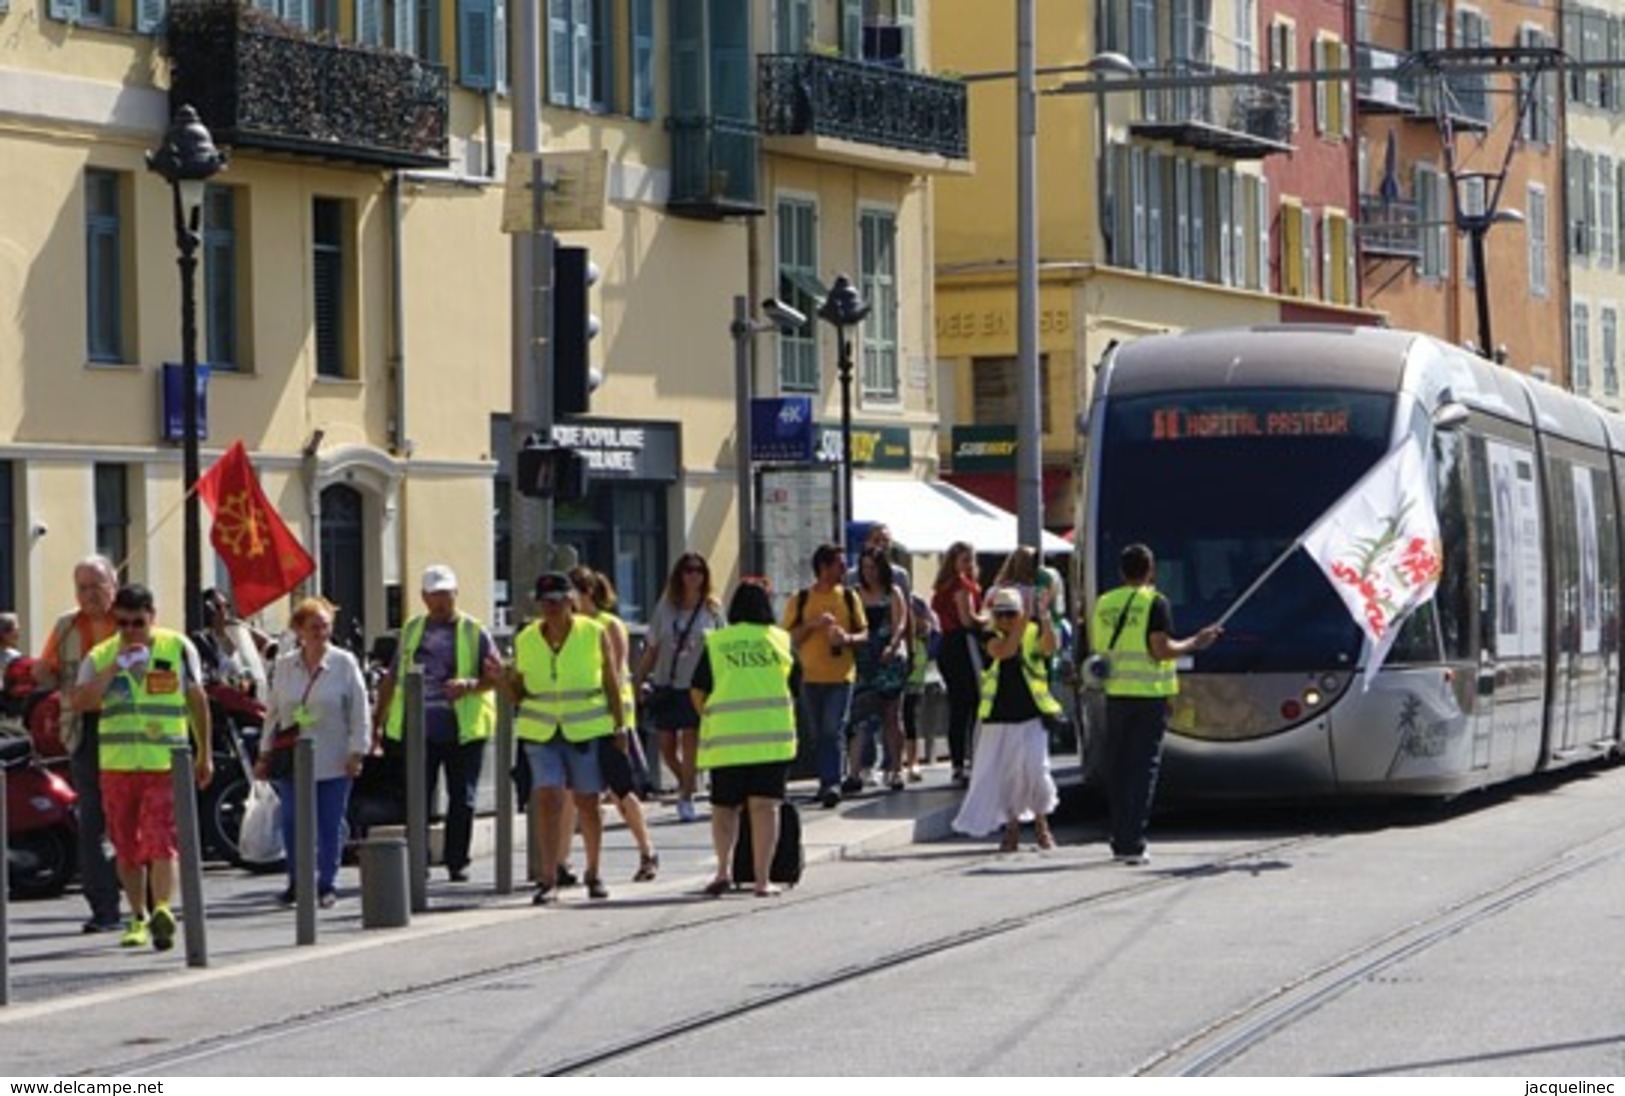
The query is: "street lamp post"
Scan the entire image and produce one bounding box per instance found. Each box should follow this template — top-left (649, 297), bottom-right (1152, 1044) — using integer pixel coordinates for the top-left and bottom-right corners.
top-left (1014, 43), bottom-right (1136, 548)
top-left (817, 275), bottom-right (870, 544)
top-left (148, 105), bottom-right (227, 638)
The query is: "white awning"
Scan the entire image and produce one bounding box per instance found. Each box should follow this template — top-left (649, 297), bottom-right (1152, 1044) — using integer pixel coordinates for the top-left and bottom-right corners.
top-left (852, 478), bottom-right (1072, 555)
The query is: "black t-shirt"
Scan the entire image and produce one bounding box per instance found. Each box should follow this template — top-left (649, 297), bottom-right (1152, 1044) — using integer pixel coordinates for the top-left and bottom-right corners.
top-left (690, 649), bottom-right (713, 695)
top-left (1147, 594), bottom-right (1173, 644)
top-left (986, 648), bottom-right (1043, 723)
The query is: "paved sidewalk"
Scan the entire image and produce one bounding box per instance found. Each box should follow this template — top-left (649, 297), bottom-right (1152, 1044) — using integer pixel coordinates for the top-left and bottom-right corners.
top-left (1, 764), bottom-right (981, 1011)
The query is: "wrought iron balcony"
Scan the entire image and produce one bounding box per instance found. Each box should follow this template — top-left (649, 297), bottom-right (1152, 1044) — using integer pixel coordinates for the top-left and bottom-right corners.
top-left (1355, 43), bottom-right (1419, 114)
top-left (163, 0), bottom-right (449, 170)
top-left (1359, 194), bottom-right (1423, 259)
top-left (758, 53), bottom-right (968, 164)
top-left (667, 116), bottom-right (763, 220)
top-left (1131, 61), bottom-right (1292, 158)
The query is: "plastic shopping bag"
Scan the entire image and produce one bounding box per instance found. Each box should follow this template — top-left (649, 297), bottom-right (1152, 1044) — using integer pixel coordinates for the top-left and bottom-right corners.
top-left (238, 779), bottom-right (284, 867)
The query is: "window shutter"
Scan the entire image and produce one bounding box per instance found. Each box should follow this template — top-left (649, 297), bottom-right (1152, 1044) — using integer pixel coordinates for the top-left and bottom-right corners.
top-left (1313, 39), bottom-right (1327, 134)
top-left (841, 0), bottom-right (861, 60)
top-left (459, 0), bottom-right (494, 90)
top-left (48, 0), bottom-right (83, 22)
top-left (1320, 212), bottom-right (1333, 300)
top-left (1146, 151), bottom-right (1163, 274)
top-left (1190, 164), bottom-right (1206, 281)
top-left (630, 0), bottom-right (653, 119)
top-left (1255, 177), bottom-right (1270, 291)
top-left (493, 0), bottom-right (507, 92)
top-left (546, 0), bottom-right (572, 105)
top-left (136, 0), bottom-right (167, 34)
top-left (571, 0), bottom-right (591, 108)
top-left (394, 0), bottom-right (416, 52)
top-left (1174, 158), bottom-right (1190, 278)
top-left (356, 0), bottom-right (381, 45)
top-left (897, 0), bottom-right (915, 70)
top-left (1129, 146), bottom-right (1147, 270)
top-left (1281, 202), bottom-right (1301, 296)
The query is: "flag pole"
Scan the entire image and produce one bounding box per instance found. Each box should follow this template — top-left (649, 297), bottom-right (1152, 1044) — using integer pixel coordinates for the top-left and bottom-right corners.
top-left (1212, 439), bottom-right (1418, 629)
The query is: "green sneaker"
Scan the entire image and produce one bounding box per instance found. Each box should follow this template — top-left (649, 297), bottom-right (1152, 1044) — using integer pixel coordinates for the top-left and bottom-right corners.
top-left (149, 905), bottom-right (177, 952)
top-left (119, 918), bottom-right (149, 948)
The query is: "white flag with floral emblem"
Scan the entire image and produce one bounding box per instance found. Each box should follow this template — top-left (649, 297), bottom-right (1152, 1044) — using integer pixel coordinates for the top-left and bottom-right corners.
top-left (1301, 439), bottom-right (1443, 685)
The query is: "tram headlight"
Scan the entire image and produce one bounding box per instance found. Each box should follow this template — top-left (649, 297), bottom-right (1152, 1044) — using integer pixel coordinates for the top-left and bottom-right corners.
top-left (1303, 687), bottom-right (1323, 708)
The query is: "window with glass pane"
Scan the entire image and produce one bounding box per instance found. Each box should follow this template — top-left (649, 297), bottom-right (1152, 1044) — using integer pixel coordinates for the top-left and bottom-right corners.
top-left (95, 463), bottom-right (129, 576)
top-left (777, 198), bottom-right (819, 392)
top-left (416, 0), bottom-right (441, 60)
top-left (1603, 307), bottom-right (1619, 396)
top-left (973, 356), bottom-right (1050, 433)
top-left (859, 210), bottom-right (898, 403)
top-left (85, 170), bottom-right (124, 363)
top-left (1574, 302), bottom-right (1593, 394)
top-left (313, 198), bottom-right (346, 378)
top-left (204, 186), bottom-right (239, 370)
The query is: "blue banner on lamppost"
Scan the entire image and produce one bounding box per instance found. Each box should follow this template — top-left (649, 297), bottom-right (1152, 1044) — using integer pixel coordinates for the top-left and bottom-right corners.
top-left (160, 362), bottom-right (210, 443)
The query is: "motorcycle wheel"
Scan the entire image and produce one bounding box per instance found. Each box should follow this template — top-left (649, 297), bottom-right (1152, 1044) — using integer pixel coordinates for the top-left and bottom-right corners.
top-left (8, 827), bottom-right (76, 899)
top-left (199, 769), bottom-right (249, 865)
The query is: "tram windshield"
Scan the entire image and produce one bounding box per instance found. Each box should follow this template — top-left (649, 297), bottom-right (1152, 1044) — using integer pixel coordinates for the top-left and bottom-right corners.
top-left (1094, 388), bottom-right (1397, 672)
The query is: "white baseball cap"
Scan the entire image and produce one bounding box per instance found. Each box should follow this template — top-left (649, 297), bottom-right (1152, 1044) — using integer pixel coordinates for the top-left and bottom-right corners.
top-left (421, 564), bottom-right (458, 593)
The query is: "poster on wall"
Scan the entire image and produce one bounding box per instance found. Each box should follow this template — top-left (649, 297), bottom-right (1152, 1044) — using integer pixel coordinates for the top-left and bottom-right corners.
top-left (757, 467), bottom-right (839, 619)
top-left (1573, 465), bottom-right (1602, 655)
top-left (1485, 440), bottom-right (1544, 658)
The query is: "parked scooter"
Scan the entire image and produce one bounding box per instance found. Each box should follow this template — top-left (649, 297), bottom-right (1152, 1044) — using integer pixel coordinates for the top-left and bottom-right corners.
top-left (1, 671), bottom-right (78, 898)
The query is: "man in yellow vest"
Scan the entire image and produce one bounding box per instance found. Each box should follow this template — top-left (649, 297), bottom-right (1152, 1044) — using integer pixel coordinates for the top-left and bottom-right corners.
top-left (74, 584), bottom-right (213, 951)
top-left (373, 564), bottom-right (501, 883)
top-left (690, 580), bottom-right (798, 897)
top-left (1089, 544), bottom-right (1220, 867)
top-left (508, 571), bottom-right (627, 905)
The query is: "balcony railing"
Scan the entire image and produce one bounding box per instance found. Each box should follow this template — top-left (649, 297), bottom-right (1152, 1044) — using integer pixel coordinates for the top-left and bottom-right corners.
top-left (1359, 194), bottom-right (1423, 258)
top-left (1355, 43), bottom-right (1419, 114)
top-left (758, 53), bottom-right (968, 162)
top-left (164, 0), bottom-right (449, 169)
top-left (1132, 61), bottom-right (1292, 158)
top-left (667, 115), bottom-right (763, 219)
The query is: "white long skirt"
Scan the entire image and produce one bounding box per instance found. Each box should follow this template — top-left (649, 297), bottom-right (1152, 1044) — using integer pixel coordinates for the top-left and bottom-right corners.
top-left (951, 718), bottom-right (1058, 837)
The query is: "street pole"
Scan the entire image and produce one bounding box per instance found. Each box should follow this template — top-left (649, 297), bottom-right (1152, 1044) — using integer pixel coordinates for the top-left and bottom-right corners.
top-left (838, 330), bottom-right (854, 542)
top-left (732, 296), bottom-right (756, 574)
top-left (509, 0), bottom-right (550, 612)
top-left (177, 183), bottom-right (204, 638)
top-left (1015, 0), bottom-right (1042, 549)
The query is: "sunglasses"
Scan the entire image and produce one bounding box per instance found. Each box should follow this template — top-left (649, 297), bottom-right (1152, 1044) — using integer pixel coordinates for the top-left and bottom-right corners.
top-left (114, 615), bottom-right (148, 629)
top-left (681, 564), bottom-right (707, 575)
top-left (993, 610), bottom-right (1020, 619)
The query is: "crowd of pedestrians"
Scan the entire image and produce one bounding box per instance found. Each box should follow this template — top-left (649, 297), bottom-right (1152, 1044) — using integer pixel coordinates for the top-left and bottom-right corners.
top-left (3, 526), bottom-right (1231, 954)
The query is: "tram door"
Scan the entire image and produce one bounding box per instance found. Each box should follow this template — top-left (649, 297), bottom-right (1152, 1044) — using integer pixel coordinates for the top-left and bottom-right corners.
top-left (1475, 436), bottom-right (1546, 777)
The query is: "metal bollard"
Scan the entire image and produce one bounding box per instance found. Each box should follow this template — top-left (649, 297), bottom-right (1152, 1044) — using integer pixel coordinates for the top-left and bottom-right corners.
top-left (294, 736), bottom-right (317, 946)
top-left (171, 747), bottom-right (208, 968)
top-left (358, 836), bottom-right (410, 928)
top-left (495, 690), bottom-right (514, 895)
top-left (404, 669), bottom-right (428, 913)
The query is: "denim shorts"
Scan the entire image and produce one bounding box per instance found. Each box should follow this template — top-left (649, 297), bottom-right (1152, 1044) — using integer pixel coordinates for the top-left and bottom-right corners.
top-left (524, 737), bottom-right (605, 796)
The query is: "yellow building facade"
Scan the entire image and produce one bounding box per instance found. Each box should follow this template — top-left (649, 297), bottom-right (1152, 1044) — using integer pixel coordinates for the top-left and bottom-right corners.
top-left (932, 0), bottom-right (1378, 532)
top-left (0, 0), bottom-right (965, 645)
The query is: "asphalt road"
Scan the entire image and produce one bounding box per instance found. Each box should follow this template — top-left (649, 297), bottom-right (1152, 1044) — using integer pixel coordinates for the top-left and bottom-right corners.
top-left (4, 762), bottom-right (1625, 1076)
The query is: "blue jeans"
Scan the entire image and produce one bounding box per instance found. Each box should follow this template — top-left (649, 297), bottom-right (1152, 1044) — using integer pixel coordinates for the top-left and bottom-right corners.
top-left (798, 681), bottom-right (852, 792)
top-left (274, 775), bottom-right (353, 894)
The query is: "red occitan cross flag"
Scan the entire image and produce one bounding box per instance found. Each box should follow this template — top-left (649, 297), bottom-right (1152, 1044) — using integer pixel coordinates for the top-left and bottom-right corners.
top-left (196, 441), bottom-right (316, 617)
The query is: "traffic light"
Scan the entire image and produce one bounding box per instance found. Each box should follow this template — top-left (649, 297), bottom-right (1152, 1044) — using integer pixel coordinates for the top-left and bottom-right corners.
top-left (553, 245), bottom-right (600, 417)
top-left (516, 442), bottom-right (586, 501)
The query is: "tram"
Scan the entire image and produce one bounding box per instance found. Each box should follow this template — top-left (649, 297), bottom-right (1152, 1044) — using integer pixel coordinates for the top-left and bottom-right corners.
top-left (1076, 325), bottom-right (1623, 798)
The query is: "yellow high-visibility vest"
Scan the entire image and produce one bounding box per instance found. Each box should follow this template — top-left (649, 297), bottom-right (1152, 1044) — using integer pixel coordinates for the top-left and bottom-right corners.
top-left (513, 616), bottom-right (615, 743)
top-left (977, 621), bottom-right (1064, 719)
top-left (90, 630), bottom-right (193, 773)
top-left (696, 623), bottom-right (797, 770)
top-left (384, 613), bottom-right (497, 744)
top-left (1090, 585), bottom-right (1178, 698)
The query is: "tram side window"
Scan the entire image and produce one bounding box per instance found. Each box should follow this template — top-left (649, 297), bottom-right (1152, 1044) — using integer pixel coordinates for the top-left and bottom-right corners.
top-left (1593, 466), bottom-right (1621, 656)
top-left (1433, 430), bottom-right (1475, 661)
top-left (1547, 457), bottom-right (1580, 657)
top-left (1468, 436), bottom-right (1500, 649)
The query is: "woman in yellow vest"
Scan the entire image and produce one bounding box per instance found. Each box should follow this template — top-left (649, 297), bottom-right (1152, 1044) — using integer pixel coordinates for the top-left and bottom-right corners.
top-left (689, 581), bottom-right (797, 898)
top-left (951, 585), bottom-right (1061, 853)
top-left (567, 566), bottom-right (659, 883)
top-left (508, 571), bottom-right (627, 905)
